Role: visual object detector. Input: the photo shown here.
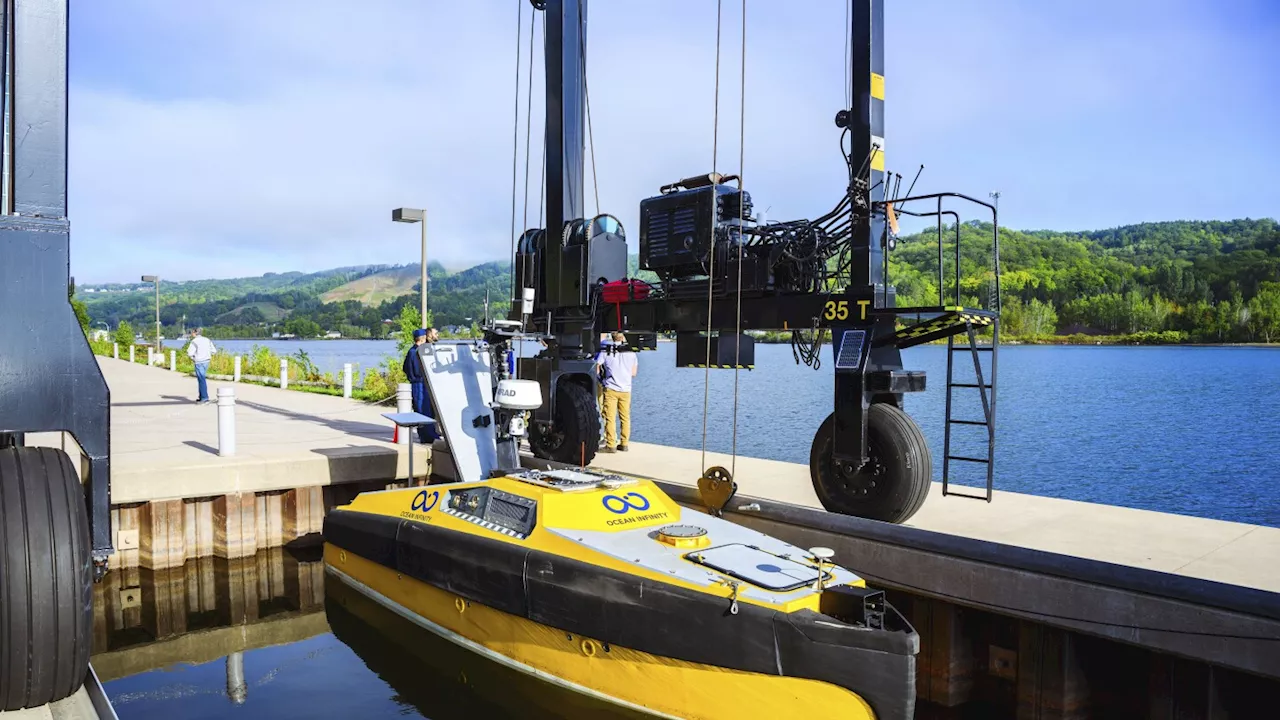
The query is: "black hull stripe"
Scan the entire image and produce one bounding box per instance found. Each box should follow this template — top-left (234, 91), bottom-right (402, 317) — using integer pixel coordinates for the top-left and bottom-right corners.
top-left (324, 508), bottom-right (918, 720)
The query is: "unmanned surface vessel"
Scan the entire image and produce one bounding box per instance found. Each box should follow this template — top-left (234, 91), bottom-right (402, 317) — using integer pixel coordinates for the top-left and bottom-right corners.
top-left (323, 466), bottom-right (918, 720)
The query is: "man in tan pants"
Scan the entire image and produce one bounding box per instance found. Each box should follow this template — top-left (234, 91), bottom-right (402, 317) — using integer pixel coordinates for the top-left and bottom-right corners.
top-left (596, 331), bottom-right (638, 453)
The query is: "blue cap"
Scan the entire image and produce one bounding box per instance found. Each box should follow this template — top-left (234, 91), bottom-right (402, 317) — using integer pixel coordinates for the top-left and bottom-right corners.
top-left (412, 328), bottom-right (427, 338)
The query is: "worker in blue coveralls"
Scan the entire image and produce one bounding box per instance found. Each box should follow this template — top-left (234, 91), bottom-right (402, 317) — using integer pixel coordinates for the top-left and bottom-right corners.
top-left (402, 327), bottom-right (440, 443)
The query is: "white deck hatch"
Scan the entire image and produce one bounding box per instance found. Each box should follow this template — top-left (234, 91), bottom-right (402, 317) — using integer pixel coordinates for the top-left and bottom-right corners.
top-left (688, 544), bottom-right (823, 591)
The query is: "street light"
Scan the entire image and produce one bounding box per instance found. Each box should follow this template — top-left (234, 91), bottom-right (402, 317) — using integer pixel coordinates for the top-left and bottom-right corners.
top-left (140, 275), bottom-right (160, 351)
top-left (392, 207), bottom-right (428, 329)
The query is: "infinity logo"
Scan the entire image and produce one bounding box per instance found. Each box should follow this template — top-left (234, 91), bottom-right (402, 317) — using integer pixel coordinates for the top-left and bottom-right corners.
top-left (602, 492), bottom-right (651, 514)
top-left (412, 490), bottom-right (440, 512)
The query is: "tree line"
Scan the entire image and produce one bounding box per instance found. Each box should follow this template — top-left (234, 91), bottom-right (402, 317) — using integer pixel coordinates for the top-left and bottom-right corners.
top-left (889, 218), bottom-right (1280, 343)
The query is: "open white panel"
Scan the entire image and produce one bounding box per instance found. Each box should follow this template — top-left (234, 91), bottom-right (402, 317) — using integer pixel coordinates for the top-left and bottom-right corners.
top-left (419, 341), bottom-right (496, 483)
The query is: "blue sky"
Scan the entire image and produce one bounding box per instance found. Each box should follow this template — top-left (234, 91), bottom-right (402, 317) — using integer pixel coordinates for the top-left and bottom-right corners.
top-left (70, 0), bottom-right (1279, 282)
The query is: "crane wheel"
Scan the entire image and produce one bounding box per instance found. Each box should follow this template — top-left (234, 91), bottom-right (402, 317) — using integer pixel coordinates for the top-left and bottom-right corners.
top-left (528, 379), bottom-right (601, 466)
top-left (809, 404), bottom-right (932, 524)
top-left (0, 447), bottom-right (93, 710)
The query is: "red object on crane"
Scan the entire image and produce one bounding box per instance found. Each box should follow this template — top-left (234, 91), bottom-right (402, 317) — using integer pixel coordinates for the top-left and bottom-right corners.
top-left (601, 279), bottom-right (652, 304)
top-left (601, 279), bottom-right (653, 328)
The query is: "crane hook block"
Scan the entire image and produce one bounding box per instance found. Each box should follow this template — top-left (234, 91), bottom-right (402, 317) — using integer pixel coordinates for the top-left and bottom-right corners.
top-left (697, 466), bottom-right (738, 517)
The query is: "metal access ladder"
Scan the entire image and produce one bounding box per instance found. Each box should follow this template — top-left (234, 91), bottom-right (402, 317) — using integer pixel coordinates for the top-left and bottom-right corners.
top-left (873, 191), bottom-right (1002, 502)
top-left (942, 321), bottom-right (998, 501)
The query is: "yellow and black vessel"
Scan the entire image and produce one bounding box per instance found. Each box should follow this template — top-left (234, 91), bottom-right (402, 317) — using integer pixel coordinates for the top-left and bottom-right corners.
top-left (323, 467), bottom-right (917, 719)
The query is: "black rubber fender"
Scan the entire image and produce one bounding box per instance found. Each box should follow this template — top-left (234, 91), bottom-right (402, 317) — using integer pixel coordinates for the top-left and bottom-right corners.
top-left (0, 447), bottom-right (92, 710)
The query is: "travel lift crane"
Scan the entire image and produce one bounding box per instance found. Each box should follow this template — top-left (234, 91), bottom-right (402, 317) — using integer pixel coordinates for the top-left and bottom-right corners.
top-left (494, 0), bottom-right (1002, 525)
top-left (0, 0), bottom-right (106, 710)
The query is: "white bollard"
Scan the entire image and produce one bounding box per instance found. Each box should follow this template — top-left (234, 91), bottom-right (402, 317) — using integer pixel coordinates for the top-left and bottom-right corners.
top-left (129, 346), bottom-right (135, 363)
top-left (343, 363), bottom-right (353, 399)
top-left (147, 347), bottom-right (154, 365)
top-left (233, 355), bottom-right (241, 382)
top-left (217, 387), bottom-right (236, 457)
top-left (170, 349), bottom-right (176, 371)
top-left (113, 343), bottom-right (119, 359)
top-left (226, 651), bottom-right (246, 705)
top-left (396, 383), bottom-right (412, 445)
top-left (280, 358), bottom-right (289, 389)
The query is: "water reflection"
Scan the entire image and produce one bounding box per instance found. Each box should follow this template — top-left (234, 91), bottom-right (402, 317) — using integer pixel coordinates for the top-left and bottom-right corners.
top-left (325, 574), bottom-right (648, 720)
top-left (92, 546), bottom-right (325, 683)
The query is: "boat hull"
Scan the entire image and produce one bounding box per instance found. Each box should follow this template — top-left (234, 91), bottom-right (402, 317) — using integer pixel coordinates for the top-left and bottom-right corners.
top-left (326, 545), bottom-right (877, 720)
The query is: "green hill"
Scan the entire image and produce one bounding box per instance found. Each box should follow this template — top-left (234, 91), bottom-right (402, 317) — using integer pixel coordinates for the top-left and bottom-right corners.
top-left (81, 266), bottom-right (384, 331)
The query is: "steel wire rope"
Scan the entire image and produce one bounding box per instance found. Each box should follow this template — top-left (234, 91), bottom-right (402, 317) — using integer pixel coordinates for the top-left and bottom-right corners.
top-left (509, 0), bottom-right (524, 270)
top-left (537, 10), bottom-right (548, 229)
top-left (699, 0), bottom-right (724, 474)
top-left (520, 11), bottom-right (538, 238)
top-left (579, 2), bottom-right (600, 217)
top-left (844, 0), bottom-right (851, 109)
top-left (729, 0), bottom-right (747, 476)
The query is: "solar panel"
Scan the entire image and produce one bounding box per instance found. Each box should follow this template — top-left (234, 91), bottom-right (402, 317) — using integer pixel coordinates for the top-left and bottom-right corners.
top-left (835, 330), bottom-right (867, 370)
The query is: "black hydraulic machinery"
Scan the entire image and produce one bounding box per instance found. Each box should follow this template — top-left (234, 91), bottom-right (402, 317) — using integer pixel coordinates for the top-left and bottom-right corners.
top-left (500, 0), bottom-right (1001, 524)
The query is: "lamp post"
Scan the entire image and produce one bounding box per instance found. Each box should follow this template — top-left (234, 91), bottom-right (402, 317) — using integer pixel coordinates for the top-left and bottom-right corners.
top-left (392, 208), bottom-right (428, 329)
top-left (141, 275), bottom-right (160, 352)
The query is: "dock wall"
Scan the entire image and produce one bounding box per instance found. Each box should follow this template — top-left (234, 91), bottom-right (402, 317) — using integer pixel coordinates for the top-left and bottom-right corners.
top-left (105, 478), bottom-right (428, 570)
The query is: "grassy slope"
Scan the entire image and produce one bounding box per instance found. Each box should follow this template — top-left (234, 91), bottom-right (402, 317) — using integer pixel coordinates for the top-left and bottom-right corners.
top-left (321, 265), bottom-right (421, 305)
top-left (215, 301), bottom-right (290, 323)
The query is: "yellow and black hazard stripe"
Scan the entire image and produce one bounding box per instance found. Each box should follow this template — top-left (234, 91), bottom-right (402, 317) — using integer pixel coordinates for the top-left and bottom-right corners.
top-left (880, 310), bottom-right (997, 350)
top-left (683, 364), bottom-right (755, 370)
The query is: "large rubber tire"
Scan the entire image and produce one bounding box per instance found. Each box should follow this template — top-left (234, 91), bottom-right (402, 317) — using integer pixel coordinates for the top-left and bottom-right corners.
top-left (0, 447), bottom-right (93, 710)
top-left (528, 380), bottom-right (601, 466)
top-left (810, 403), bottom-right (932, 524)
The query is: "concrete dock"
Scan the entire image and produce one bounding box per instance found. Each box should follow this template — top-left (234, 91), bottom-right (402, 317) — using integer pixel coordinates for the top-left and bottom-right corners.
top-left (35, 358), bottom-right (429, 570)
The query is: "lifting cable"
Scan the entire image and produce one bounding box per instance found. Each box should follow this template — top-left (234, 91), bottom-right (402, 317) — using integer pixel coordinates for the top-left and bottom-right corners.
top-left (508, 0), bottom-right (524, 270)
top-left (520, 9), bottom-right (538, 239)
top-left (579, 2), bottom-right (601, 217)
top-left (537, 14), bottom-right (548, 229)
top-left (699, 0), bottom-right (725, 474)
top-left (729, 0), bottom-right (747, 476)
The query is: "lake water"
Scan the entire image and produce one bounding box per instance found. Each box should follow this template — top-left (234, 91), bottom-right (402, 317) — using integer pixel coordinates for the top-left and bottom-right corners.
top-left (632, 343), bottom-right (1280, 528)
top-left (162, 338), bottom-right (402, 381)
top-left (169, 339), bottom-right (1280, 527)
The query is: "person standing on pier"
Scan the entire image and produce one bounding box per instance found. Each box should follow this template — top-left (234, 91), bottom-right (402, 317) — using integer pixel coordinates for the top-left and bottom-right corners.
top-left (185, 328), bottom-right (216, 404)
top-left (596, 331), bottom-right (637, 453)
top-left (403, 327), bottom-right (440, 443)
